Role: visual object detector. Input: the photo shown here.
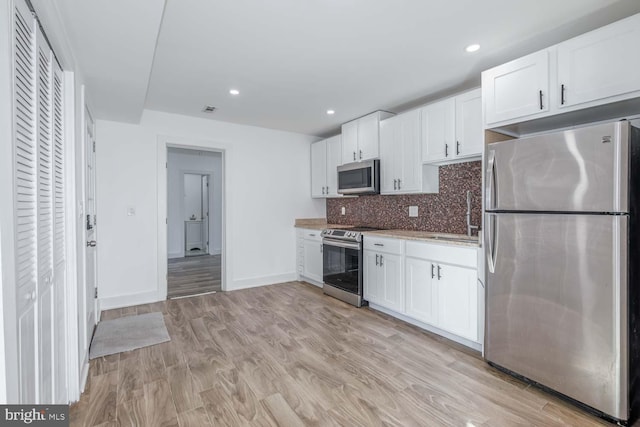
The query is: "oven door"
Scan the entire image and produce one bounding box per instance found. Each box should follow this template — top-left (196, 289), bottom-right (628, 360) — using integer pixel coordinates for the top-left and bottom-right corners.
top-left (322, 238), bottom-right (362, 295)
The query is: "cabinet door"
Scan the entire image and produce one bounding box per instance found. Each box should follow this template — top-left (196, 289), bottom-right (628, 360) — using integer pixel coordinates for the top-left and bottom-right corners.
top-left (483, 49), bottom-right (550, 125)
top-left (379, 253), bottom-right (403, 313)
top-left (311, 140), bottom-right (327, 198)
top-left (303, 240), bottom-right (323, 283)
top-left (437, 264), bottom-right (478, 341)
top-left (398, 109), bottom-right (422, 193)
top-left (422, 98), bottom-right (455, 163)
top-left (341, 121), bottom-right (358, 163)
top-left (325, 135), bottom-right (342, 197)
top-left (557, 14), bottom-right (640, 109)
top-left (405, 257), bottom-right (438, 325)
top-left (379, 116), bottom-right (399, 194)
top-left (363, 250), bottom-right (380, 304)
top-left (357, 113), bottom-right (380, 161)
top-left (455, 89), bottom-right (483, 159)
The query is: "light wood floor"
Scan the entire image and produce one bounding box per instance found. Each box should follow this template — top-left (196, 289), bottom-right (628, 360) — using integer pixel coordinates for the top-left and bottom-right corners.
top-left (168, 254), bottom-right (221, 298)
top-left (72, 282), bottom-right (613, 427)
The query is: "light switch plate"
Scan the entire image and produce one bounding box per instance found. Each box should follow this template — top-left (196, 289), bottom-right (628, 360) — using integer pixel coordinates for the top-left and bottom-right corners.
top-left (341, 207), bottom-right (346, 215)
top-left (409, 206), bottom-right (418, 217)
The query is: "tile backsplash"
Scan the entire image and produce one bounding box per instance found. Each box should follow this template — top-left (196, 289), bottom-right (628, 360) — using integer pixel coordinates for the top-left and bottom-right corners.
top-left (326, 161), bottom-right (482, 235)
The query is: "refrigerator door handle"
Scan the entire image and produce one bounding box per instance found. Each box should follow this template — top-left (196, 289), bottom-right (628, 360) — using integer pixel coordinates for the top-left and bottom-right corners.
top-left (486, 150), bottom-right (497, 210)
top-left (486, 213), bottom-right (497, 273)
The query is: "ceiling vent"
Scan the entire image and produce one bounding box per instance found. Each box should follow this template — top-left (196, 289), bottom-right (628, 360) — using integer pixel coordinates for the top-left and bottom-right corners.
top-left (202, 105), bottom-right (217, 113)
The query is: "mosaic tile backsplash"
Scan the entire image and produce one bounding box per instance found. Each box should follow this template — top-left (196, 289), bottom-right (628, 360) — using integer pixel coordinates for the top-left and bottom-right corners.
top-left (326, 161), bottom-right (482, 235)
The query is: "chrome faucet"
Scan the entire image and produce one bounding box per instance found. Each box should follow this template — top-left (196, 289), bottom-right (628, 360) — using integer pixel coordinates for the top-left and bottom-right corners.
top-left (466, 190), bottom-right (479, 237)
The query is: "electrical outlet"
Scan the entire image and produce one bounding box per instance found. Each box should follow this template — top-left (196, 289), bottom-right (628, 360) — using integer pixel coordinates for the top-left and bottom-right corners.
top-left (341, 207), bottom-right (346, 215)
top-left (409, 206), bottom-right (418, 217)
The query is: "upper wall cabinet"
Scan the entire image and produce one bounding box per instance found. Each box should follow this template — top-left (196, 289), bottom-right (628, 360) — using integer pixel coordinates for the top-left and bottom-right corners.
top-left (556, 14), bottom-right (640, 109)
top-left (422, 88), bottom-right (483, 164)
top-left (341, 111), bottom-right (394, 163)
top-left (311, 135), bottom-right (342, 198)
top-left (482, 50), bottom-right (550, 126)
top-left (483, 13), bottom-right (640, 129)
top-left (380, 109), bottom-right (438, 195)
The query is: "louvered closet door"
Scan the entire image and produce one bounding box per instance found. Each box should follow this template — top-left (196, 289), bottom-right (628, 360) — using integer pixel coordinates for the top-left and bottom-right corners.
top-left (52, 62), bottom-right (67, 404)
top-left (14, 0), bottom-right (38, 404)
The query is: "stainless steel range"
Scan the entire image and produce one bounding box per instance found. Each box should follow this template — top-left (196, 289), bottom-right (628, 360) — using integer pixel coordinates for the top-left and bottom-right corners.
top-left (321, 227), bottom-right (380, 307)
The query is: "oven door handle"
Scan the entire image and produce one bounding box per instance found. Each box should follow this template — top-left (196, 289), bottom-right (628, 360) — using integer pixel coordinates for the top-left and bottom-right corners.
top-left (322, 239), bottom-right (361, 250)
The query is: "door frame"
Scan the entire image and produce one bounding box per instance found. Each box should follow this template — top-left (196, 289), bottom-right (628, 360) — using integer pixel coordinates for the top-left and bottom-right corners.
top-left (157, 137), bottom-right (227, 299)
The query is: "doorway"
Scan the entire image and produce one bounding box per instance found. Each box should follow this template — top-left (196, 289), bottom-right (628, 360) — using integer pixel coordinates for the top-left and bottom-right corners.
top-left (166, 148), bottom-right (223, 298)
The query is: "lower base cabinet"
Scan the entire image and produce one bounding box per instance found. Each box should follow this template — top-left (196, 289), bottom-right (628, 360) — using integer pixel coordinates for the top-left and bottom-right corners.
top-left (364, 249), bottom-right (403, 313)
top-left (405, 257), bottom-right (438, 325)
top-left (297, 229), bottom-right (323, 285)
top-left (435, 262), bottom-right (478, 341)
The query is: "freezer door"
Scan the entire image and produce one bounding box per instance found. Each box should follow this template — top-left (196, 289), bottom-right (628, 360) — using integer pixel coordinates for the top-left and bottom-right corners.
top-left (486, 121), bottom-right (629, 213)
top-left (485, 213), bottom-right (628, 420)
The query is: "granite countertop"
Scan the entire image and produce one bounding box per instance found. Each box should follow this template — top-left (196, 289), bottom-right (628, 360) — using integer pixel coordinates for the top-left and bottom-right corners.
top-left (294, 218), bottom-right (352, 230)
top-left (362, 229), bottom-right (480, 248)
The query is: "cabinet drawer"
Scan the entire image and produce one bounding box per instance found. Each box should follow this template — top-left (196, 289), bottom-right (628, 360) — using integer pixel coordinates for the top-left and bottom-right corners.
top-left (363, 236), bottom-right (403, 254)
top-left (302, 229), bottom-right (322, 242)
top-left (406, 241), bottom-right (476, 268)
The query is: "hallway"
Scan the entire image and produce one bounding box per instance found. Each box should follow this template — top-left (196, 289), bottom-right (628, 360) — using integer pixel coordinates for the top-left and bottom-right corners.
top-left (168, 255), bottom-right (222, 298)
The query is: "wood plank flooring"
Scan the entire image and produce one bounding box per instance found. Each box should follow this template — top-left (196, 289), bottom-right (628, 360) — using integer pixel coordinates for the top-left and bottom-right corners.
top-left (72, 282), bottom-right (614, 426)
top-left (168, 254), bottom-right (221, 298)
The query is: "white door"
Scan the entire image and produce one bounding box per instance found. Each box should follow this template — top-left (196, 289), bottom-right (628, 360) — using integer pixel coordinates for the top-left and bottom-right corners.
top-left (310, 139), bottom-right (327, 198)
top-left (482, 49), bottom-right (550, 125)
top-left (398, 109), bottom-right (422, 193)
top-left (379, 252), bottom-right (403, 313)
top-left (14, 0), bottom-right (39, 403)
top-left (357, 113), bottom-right (379, 161)
top-left (302, 240), bottom-right (323, 283)
top-left (454, 89), bottom-right (483, 158)
top-left (557, 13), bottom-right (640, 109)
top-left (324, 135), bottom-right (342, 197)
top-left (405, 257), bottom-right (438, 325)
top-left (341, 120), bottom-right (358, 163)
top-left (363, 250), bottom-right (380, 304)
top-left (437, 264), bottom-right (478, 341)
top-left (201, 175), bottom-right (209, 253)
top-left (84, 107), bottom-right (97, 349)
top-left (421, 98), bottom-right (455, 163)
top-left (379, 116), bottom-right (399, 194)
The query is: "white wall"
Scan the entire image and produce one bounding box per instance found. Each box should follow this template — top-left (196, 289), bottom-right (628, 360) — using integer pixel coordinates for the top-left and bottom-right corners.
top-left (167, 150), bottom-right (223, 258)
top-left (96, 110), bottom-right (325, 308)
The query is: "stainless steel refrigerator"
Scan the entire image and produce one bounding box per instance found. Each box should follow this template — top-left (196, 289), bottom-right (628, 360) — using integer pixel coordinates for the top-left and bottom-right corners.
top-left (484, 120), bottom-right (640, 423)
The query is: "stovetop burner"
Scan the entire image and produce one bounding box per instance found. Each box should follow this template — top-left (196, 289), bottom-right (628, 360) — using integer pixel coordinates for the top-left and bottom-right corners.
top-left (321, 226), bottom-right (384, 243)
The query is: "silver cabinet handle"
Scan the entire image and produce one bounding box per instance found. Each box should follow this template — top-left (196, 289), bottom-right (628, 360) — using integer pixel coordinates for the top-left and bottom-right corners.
top-left (353, 151), bottom-right (356, 161)
top-left (393, 179), bottom-right (397, 190)
top-left (87, 240), bottom-right (97, 247)
top-left (445, 143), bottom-right (448, 157)
top-left (561, 84), bottom-right (566, 105)
top-left (379, 255), bottom-right (383, 266)
top-left (456, 141), bottom-right (460, 156)
top-left (320, 245), bottom-right (323, 253)
top-left (539, 90), bottom-right (543, 110)
top-left (359, 150), bottom-right (362, 159)
top-left (325, 186), bottom-right (329, 194)
top-left (374, 243), bottom-right (384, 247)
top-left (397, 179), bottom-right (401, 190)
top-left (322, 187), bottom-right (325, 195)
top-left (309, 234), bottom-right (316, 237)
top-left (375, 254), bottom-right (379, 266)
top-left (437, 265), bottom-right (442, 280)
top-left (431, 263), bottom-right (435, 279)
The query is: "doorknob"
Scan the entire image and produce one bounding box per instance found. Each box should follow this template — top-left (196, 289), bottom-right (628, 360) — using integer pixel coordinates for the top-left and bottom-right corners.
top-left (87, 240), bottom-right (97, 247)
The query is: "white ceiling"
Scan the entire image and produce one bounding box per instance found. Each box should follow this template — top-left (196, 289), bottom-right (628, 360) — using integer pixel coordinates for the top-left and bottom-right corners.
top-left (38, 0), bottom-right (640, 136)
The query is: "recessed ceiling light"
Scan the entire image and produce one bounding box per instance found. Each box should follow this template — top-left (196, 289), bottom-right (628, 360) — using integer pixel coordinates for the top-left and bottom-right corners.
top-left (229, 89), bottom-right (240, 95)
top-left (326, 109), bottom-right (335, 115)
top-left (465, 44), bottom-right (480, 53)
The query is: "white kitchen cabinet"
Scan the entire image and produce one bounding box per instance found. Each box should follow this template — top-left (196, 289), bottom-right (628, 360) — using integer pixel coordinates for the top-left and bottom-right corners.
top-left (405, 257), bottom-right (438, 325)
top-left (363, 237), bottom-right (404, 313)
top-left (454, 89), bottom-right (483, 159)
top-left (421, 88), bottom-right (482, 164)
top-left (421, 98), bottom-right (455, 163)
top-left (298, 229), bottom-right (323, 286)
top-left (380, 110), bottom-right (438, 195)
top-left (436, 263), bottom-right (478, 341)
top-left (341, 111), bottom-right (394, 164)
top-left (557, 13), bottom-right (640, 109)
top-left (482, 49), bottom-right (550, 126)
top-left (311, 135), bottom-right (342, 198)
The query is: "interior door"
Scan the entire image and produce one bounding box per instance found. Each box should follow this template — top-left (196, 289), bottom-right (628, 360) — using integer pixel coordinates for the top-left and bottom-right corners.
top-left (84, 107), bottom-right (97, 349)
top-left (201, 175), bottom-right (209, 253)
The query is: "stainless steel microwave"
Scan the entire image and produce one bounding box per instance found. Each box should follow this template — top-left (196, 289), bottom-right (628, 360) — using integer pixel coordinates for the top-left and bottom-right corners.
top-left (337, 159), bottom-right (380, 195)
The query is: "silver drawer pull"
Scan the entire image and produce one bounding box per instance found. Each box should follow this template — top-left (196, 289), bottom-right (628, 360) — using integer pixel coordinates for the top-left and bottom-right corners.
top-left (374, 243), bottom-right (384, 247)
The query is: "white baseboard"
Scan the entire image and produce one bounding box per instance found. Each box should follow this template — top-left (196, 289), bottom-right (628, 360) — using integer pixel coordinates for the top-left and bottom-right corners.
top-left (229, 272), bottom-right (297, 291)
top-left (209, 249), bottom-right (222, 255)
top-left (369, 303), bottom-right (482, 352)
top-left (299, 276), bottom-right (323, 288)
top-left (79, 361), bottom-right (90, 395)
top-left (168, 251), bottom-right (183, 259)
top-left (99, 290), bottom-right (163, 311)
